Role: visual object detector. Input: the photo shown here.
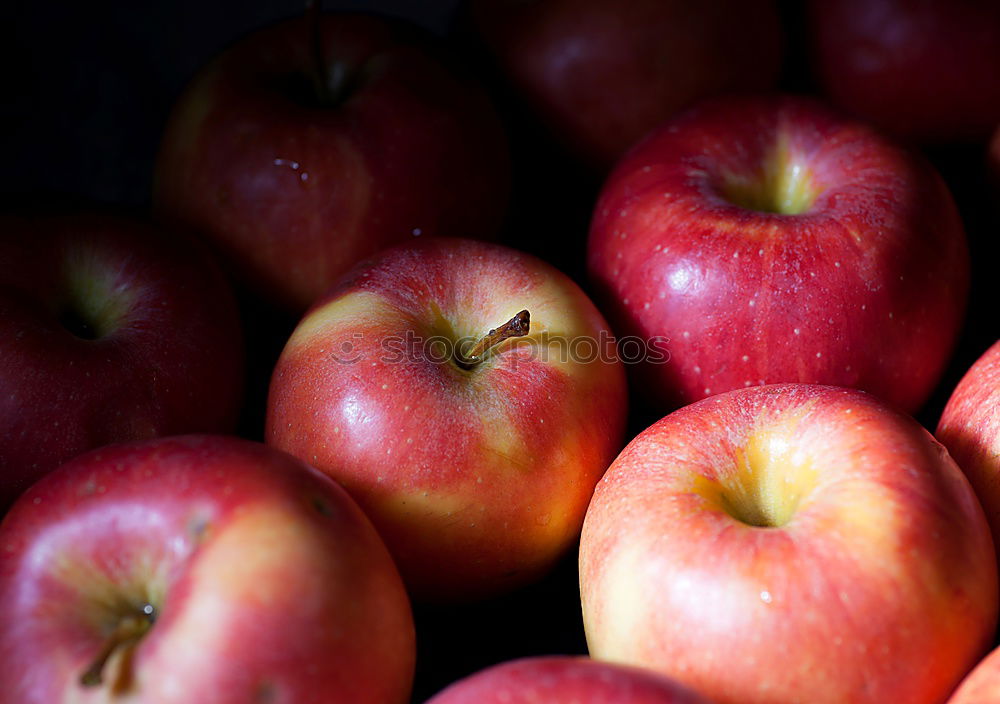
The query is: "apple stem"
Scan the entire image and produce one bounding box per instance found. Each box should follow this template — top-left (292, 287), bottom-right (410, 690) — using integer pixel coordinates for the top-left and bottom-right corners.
top-left (80, 604), bottom-right (155, 687)
top-left (459, 310), bottom-right (531, 368)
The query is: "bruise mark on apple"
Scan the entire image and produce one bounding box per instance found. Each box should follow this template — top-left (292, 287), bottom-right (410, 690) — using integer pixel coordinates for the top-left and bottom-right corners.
top-left (188, 513), bottom-right (212, 544)
top-left (255, 680), bottom-right (278, 703)
top-left (310, 495), bottom-right (333, 517)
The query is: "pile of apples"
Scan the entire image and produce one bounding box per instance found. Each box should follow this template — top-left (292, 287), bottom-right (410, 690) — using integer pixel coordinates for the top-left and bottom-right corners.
top-left (3, 1), bottom-right (1000, 702)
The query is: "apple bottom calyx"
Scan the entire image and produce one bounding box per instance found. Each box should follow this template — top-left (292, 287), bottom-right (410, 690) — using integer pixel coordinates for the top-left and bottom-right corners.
top-left (457, 309), bottom-right (531, 369)
top-left (80, 602), bottom-right (156, 688)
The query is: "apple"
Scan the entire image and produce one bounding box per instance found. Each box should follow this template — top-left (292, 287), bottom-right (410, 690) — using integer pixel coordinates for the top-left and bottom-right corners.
top-left (426, 656), bottom-right (712, 704)
top-left (948, 644), bottom-right (1000, 703)
top-left (467, 0), bottom-right (782, 167)
top-left (808, 0), bottom-right (1000, 143)
top-left (0, 212), bottom-right (243, 509)
top-left (937, 341), bottom-right (1000, 552)
top-left (0, 434), bottom-right (416, 703)
top-left (587, 95), bottom-right (969, 414)
top-left (266, 237), bottom-right (627, 600)
top-left (580, 384), bottom-right (997, 704)
top-left (155, 11), bottom-right (510, 312)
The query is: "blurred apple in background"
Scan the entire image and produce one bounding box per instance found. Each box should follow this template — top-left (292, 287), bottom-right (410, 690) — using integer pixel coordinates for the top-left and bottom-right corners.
top-left (588, 95), bottom-right (968, 414)
top-left (0, 435), bottom-right (415, 704)
top-left (937, 340), bottom-right (1000, 552)
top-left (0, 213), bottom-right (243, 508)
top-left (267, 238), bottom-right (627, 600)
top-left (155, 12), bottom-right (510, 312)
top-left (467, 0), bottom-right (782, 168)
top-left (580, 384), bottom-right (997, 704)
top-left (426, 656), bottom-right (712, 704)
top-left (808, 0), bottom-right (1000, 144)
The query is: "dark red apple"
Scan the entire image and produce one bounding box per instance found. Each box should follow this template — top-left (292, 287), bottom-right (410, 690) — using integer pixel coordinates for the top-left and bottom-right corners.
top-left (808, 0), bottom-right (1000, 143)
top-left (0, 213), bottom-right (243, 508)
top-left (468, 0), bottom-right (782, 167)
top-left (155, 12), bottom-right (510, 311)
top-left (588, 95), bottom-right (969, 413)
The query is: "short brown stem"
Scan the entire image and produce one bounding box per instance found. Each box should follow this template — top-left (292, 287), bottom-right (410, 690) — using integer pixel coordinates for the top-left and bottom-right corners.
top-left (458, 310), bottom-right (530, 368)
top-left (80, 605), bottom-right (155, 687)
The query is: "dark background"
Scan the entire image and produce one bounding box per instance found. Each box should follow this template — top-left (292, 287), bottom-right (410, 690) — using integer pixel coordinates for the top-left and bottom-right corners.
top-left (2, 1), bottom-right (997, 701)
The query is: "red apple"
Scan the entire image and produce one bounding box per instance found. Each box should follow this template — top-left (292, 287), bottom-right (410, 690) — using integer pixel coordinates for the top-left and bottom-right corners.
top-left (587, 95), bottom-right (969, 413)
top-left (948, 644), bottom-right (1000, 703)
top-left (580, 384), bottom-right (997, 704)
top-left (937, 341), bottom-right (1000, 552)
top-left (808, 0), bottom-right (1000, 143)
top-left (266, 238), bottom-right (627, 600)
top-left (155, 12), bottom-right (510, 312)
top-left (0, 434), bottom-right (415, 703)
top-left (468, 0), bottom-right (782, 167)
top-left (426, 656), bottom-right (712, 704)
top-left (0, 213), bottom-right (243, 508)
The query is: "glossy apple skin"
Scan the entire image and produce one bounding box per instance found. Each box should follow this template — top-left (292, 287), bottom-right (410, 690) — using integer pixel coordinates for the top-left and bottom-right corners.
top-left (469, 0), bottom-right (781, 167)
top-left (427, 656), bottom-right (711, 704)
top-left (809, 0), bottom-right (1000, 143)
top-left (580, 384), bottom-right (997, 704)
top-left (0, 214), bottom-right (243, 508)
top-left (937, 341), bottom-right (1000, 553)
top-left (949, 644), bottom-right (1000, 703)
top-left (155, 13), bottom-right (510, 312)
top-left (0, 435), bottom-right (415, 704)
top-left (588, 95), bottom-right (969, 414)
top-left (267, 238), bottom-right (627, 600)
